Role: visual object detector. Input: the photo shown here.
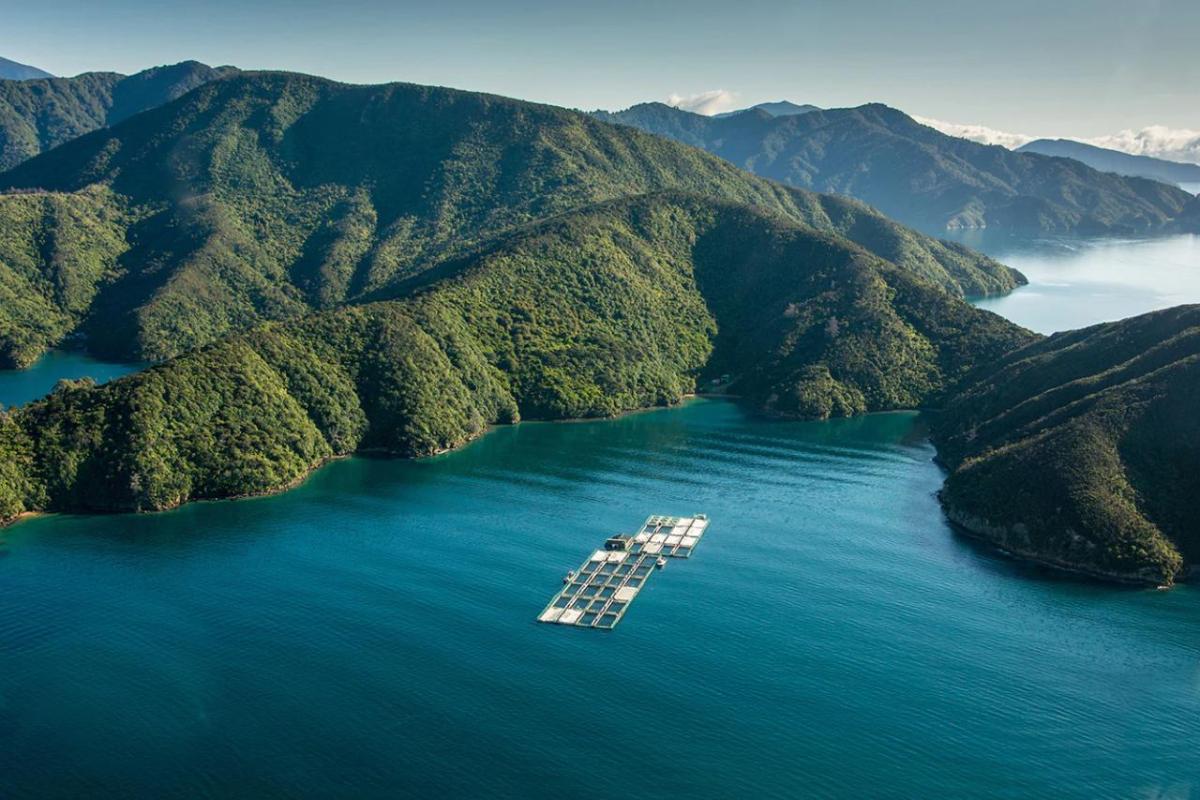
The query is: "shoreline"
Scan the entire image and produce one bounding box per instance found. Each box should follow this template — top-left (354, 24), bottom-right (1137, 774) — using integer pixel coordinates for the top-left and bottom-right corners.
top-left (1, 510), bottom-right (45, 529)
top-left (7, 395), bottom-right (1188, 592)
top-left (940, 503), bottom-right (1178, 589)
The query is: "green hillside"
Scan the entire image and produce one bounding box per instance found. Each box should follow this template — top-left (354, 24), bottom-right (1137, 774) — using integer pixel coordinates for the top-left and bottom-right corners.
top-left (931, 305), bottom-right (1200, 585)
top-left (0, 61), bottom-right (231, 172)
top-left (0, 194), bottom-right (1031, 521)
top-left (595, 102), bottom-right (1195, 234)
top-left (0, 71), bottom-right (1021, 368)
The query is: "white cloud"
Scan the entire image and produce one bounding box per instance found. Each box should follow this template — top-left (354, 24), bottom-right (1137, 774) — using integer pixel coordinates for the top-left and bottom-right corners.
top-left (911, 115), bottom-right (1037, 149)
top-left (666, 89), bottom-right (738, 116)
top-left (1084, 126), bottom-right (1200, 165)
top-left (913, 115), bottom-right (1200, 166)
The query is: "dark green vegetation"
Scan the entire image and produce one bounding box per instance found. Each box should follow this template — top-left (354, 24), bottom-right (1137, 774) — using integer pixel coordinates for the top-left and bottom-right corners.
top-left (0, 193), bottom-right (1032, 521)
top-left (0, 61), bottom-right (232, 171)
top-left (0, 56), bottom-right (53, 81)
top-left (1017, 138), bottom-right (1200, 187)
top-left (0, 186), bottom-right (134, 367)
top-left (0, 70), bottom-right (1021, 368)
top-left (594, 103), bottom-right (1196, 234)
top-left (931, 305), bottom-right (1200, 585)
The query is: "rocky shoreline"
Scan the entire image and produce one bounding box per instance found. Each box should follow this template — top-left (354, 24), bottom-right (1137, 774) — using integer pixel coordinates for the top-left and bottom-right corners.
top-left (940, 502), bottom-right (1179, 588)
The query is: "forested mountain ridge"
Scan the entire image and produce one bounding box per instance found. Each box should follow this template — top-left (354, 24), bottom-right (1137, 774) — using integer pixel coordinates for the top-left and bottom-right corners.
top-left (0, 61), bottom-right (233, 172)
top-left (594, 102), bottom-right (1195, 234)
top-left (0, 193), bottom-right (1033, 522)
top-left (931, 305), bottom-right (1200, 585)
top-left (0, 70), bottom-right (1021, 368)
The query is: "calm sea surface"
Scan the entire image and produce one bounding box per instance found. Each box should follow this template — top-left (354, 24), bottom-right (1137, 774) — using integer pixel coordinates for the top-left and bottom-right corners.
top-left (0, 350), bottom-right (140, 408)
top-left (953, 233), bottom-right (1200, 334)
top-left (1, 236), bottom-right (1198, 798)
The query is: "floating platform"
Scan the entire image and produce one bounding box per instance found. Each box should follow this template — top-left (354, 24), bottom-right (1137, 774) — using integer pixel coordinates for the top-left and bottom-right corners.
top-left (537, 515), bottom-right (709, 630)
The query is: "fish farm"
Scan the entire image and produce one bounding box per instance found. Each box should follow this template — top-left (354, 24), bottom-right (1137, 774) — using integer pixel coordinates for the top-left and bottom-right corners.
top-left (537, 514), bottom-right (710, 630)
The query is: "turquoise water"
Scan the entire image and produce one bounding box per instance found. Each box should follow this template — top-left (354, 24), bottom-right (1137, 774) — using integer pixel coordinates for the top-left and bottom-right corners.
top-left (0, 350), bottom-right (141, 408)
top-left (3, 402), bottom-right (1198, 798)
top-left (3, 237), bottom-right (1200, 797)
top-left (953, 233), bottom-right (1200, 334)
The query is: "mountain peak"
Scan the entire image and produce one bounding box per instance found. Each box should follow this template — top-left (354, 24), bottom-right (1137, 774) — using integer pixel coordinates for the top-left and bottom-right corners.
top-left (715, 100), bottom-right (820, 118)
top-left (0, 56), bottom-right (54, 81)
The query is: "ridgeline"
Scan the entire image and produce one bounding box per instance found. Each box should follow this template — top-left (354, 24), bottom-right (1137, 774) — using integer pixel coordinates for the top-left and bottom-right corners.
top-left (0, 61), bottom-right (233, 171)
top-left (595, 102), bottom-right (1196, 235)
top-left (0, 70), bottom-right (1020, 369)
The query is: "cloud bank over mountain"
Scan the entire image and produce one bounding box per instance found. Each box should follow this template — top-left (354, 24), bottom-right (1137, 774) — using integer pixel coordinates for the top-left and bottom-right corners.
top-left (911, 116), bottom-right (1036, 149)
top-left (915, 115), bottom-right (1200, 165)
top-left (1087, 126), bottom-right (1200, 165)
top-left (666, 89), bottom-right (738, 115)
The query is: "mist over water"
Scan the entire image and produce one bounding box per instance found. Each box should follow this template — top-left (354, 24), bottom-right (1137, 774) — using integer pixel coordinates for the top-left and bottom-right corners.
top-left (1, 234), bottom-right (1198, 798)
top-left (951, 233), bottom-right (1200, 333)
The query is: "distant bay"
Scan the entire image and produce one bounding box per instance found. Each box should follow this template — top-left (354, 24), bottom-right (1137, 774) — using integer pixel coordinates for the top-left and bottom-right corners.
top-left (950, 232), bottom-right (1200, 333)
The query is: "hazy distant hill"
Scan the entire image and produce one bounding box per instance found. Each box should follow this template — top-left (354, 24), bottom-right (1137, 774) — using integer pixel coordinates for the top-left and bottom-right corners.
top-left (0, 56), bottom-right (53, 81)
top-left (595, 102), bottom-right (1194, 235)
top-left (0, 70), bottom-right (1019, 368)
top-left (1017, 138), bottom-right (1200, 186)
top-left (0, 61), bottom-right (234, 171)
top-left (715, 100), bottom-right (820, 118)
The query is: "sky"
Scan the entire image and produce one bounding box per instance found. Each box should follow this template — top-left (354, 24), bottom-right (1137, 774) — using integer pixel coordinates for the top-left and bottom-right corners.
top-left (4, 0), bottom-right (1198, 139)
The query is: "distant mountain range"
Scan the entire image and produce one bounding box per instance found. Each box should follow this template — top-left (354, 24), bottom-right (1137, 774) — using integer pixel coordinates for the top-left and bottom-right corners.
top-left (0, 56), bottom-right (53, 81)
top-left (919, 116), bottom-right (1200, 169)
top-left (594, 102), bottom-right (1195, 235)
top-left (0, 61), bottom-right (235, 171)
top-left (714, 100), bottom-right (819, 118)
top-left (1017, 138), bottom-right (1200, 187)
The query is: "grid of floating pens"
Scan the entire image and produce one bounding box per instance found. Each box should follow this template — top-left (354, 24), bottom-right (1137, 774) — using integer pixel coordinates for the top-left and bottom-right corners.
top-left (538, 516), bottom-right (711, 629)
top-left (538, 550), bottom-right (657, 629)
top-left (628, 515), bottom-right (708, 558)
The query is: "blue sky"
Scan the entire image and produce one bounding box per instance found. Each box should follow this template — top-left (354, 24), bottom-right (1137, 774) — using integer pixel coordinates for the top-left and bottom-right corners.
top-left (5, 0), bottom-right (1198, 136)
